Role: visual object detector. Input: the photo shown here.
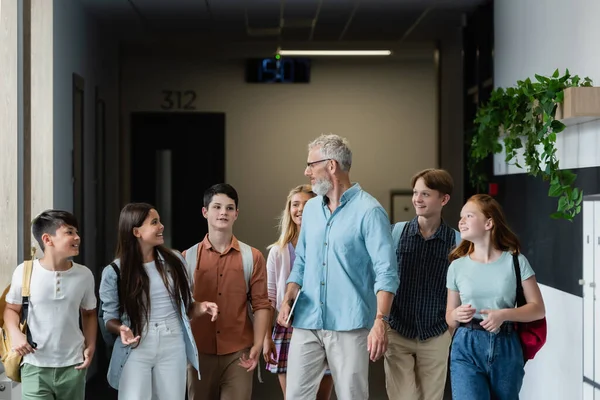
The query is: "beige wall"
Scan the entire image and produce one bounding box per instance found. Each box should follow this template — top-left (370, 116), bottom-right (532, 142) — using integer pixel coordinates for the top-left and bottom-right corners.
top-left (0, 0), bottom-right (18, 287)
top-left (30, 0), bottom-right (53, 257)
top-left (0, 0), bottom-right (54, 282)
top-left (121, 51), bottom-right (439, 255)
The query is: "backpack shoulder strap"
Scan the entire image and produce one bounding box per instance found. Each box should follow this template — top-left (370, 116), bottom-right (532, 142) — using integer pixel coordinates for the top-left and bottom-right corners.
top-left (454, 229), bottom-right (461, 247)
top-left (237, 240), bottom-right (261, 382)
top-left (109, 262), bottom-right (122, 314)
top-left (513, 253), bottom-right (526, 307)
top-left (21, 259), bottom-right (34, 297)
top-left (110, 262), bottom-right (119, 277)
top-left (238, 241), bottom-right (254, 294)
top-left (391, 221), bottom-right (408, 252)
top-left (184, 243), bottom-right (200, 271)
top-left (21, 258), bottom-right (36, 348)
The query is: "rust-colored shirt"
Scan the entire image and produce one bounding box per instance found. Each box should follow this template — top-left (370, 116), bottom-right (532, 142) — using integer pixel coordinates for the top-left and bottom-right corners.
top-left (183, 234), bottom-right (270, 355)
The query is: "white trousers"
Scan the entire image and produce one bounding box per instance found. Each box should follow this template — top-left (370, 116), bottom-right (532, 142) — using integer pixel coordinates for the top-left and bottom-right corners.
top-left (118, 315), bottom-right (186, 400)
top-left (286, 327), bottom-right (369, 400)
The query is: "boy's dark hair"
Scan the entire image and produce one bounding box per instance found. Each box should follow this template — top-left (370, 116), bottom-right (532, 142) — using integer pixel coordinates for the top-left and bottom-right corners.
top-left (31, 209), bottom-right (79, 251)
top-left (411, 168), bottom-right (454, 196)
top-left (203, 183), bottom-right (239, 209)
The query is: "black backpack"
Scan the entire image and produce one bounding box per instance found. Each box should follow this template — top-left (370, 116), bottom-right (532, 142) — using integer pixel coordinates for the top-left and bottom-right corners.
top-left (98, 262), bottom-right (120, 356)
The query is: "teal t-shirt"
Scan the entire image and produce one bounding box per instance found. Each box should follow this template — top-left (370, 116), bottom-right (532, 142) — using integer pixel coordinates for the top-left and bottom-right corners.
top-left (446, 251), bottom-right (535, 320)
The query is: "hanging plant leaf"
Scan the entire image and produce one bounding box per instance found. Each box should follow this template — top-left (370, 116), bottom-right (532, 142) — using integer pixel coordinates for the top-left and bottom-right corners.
top-left (469, 69), bottom-right (592, 221)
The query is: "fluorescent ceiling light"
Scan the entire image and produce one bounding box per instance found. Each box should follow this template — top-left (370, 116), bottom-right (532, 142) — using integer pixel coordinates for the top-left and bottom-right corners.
top-left (277, 50), bottom-right (392, 56)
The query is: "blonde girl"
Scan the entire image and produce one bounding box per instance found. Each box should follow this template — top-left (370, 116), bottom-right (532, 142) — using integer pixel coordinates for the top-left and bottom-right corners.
top-left (262, 185), bottom-right (334, 400)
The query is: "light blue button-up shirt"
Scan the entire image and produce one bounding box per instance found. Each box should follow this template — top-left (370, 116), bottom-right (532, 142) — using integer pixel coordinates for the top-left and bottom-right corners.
top-left (287, 183), bottom-right (399, 331)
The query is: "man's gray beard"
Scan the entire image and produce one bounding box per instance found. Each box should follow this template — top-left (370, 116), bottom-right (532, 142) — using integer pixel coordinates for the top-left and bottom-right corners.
top-left (312, 178), bottom-right (333, 196)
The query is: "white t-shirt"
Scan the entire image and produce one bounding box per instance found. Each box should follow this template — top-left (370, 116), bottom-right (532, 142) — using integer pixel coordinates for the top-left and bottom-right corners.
top-left (446, 251), bottom-right (535, 320)
top-left (144, 261), bottom-right (178, 322)
top-left (6, 260), bottom-right (97, 367)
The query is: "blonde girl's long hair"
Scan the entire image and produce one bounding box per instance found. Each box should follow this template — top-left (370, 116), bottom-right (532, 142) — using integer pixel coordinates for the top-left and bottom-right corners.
top-left (449, 194), bottom-right (521, 262)
top-left (269, 184), bottom-right (315, 250)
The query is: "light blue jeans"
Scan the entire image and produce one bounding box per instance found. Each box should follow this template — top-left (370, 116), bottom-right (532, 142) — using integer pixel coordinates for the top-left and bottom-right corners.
top-left (118, 315), bottom-right (186, 400)
top-left (450, 325), bottom-right (525, 400)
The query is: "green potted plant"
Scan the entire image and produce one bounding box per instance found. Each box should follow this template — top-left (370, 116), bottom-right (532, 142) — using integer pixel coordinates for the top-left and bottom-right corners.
top-left (468, 69), bottom-right (593, 221)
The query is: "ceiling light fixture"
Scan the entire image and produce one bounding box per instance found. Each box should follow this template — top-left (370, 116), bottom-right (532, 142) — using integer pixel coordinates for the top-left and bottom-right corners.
top-left (277, 50), bottom-right (392, 56)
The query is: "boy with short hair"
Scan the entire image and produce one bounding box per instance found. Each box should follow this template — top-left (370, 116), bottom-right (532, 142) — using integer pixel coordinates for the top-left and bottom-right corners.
top-left (384, 169), bottom-right (459, 400)
top-left (4, 210), bottom-right (97, 400)
top-left (184, 183), bottom-right (271, 400)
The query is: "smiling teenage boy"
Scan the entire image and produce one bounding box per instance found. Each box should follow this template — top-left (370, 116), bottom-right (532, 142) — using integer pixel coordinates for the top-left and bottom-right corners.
top-left (184, 184), bottom-right (271, 400)
top-left (384, 169), bottom-right (459, 400)
top-left (4, 210), bottom-right (97, 400)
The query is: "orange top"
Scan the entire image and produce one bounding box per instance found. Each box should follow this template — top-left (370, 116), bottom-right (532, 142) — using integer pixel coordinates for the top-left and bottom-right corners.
top-left (184, 234), bottom-right (270, 355)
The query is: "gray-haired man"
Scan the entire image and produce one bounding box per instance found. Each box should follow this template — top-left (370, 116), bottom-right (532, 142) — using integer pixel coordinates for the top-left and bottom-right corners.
top-left (277, 134), bottom-right (400, 399)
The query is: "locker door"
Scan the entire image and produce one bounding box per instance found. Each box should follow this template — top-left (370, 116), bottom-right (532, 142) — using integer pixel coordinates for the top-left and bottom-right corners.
top-left (595, 201), bottom-right (600, 384)
top-left (583, 382), bottom-right (594, 400)
top-left (583, 201), bottom-right (595, 383)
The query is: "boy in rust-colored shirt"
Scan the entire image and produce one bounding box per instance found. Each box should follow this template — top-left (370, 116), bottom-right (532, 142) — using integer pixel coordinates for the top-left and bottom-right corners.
top-left (184, 183), bottom-right (270, 400)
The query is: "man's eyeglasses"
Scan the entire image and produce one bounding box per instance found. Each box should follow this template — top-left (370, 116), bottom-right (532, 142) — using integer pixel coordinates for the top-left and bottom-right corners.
top-left (306, 158), bottom-right (332, 169)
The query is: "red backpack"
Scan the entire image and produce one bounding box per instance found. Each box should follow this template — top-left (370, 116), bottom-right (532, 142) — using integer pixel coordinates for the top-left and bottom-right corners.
top-left (512, 253), bottom-right (547, 362)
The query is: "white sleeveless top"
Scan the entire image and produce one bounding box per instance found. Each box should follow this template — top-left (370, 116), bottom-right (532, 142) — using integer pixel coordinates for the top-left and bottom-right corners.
top-left (144, 261), bottom-right (178, 322)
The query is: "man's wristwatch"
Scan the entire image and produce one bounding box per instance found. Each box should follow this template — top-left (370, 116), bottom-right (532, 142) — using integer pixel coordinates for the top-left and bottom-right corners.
top-left (376, 314), bottom-right (391, 326)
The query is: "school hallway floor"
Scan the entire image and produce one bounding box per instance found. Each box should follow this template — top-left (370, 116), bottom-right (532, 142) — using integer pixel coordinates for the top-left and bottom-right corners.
top-left (85, 359), bottom-right (453, 399)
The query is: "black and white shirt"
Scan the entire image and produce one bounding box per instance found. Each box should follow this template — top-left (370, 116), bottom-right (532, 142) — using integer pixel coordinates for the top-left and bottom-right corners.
top-left (389, 217), bottom-right (459, 340)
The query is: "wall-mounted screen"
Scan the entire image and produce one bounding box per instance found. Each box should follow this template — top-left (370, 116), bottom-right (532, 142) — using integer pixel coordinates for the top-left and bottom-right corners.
top-left (245, 58), bottom-right (311, 83)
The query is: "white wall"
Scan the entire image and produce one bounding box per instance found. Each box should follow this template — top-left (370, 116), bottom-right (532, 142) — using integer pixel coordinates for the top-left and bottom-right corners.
top-left (495, 0), bottom-right (600, 89)
top-left (494, 0), bottom-right (600, 177)
top-left (120, 50), bottom-right (439, 255)
top-left (520, 284), bottom-right (582, 400)
top-left (495, 1), bottom-right (596, 398)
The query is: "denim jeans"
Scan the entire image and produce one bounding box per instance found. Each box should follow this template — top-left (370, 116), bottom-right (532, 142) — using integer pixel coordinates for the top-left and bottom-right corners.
top-left (118, 315), bottom-right (186, 400)
top-left (450, 326), bottom-right (524, 400)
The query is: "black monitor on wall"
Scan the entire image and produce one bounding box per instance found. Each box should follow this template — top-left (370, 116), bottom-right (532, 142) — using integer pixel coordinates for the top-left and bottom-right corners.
top-left (245, 58), bottom-right (311, 83)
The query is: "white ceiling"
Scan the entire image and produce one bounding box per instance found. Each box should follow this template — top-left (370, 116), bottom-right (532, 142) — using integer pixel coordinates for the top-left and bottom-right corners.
top-left (80, 0), bottom-right (488, 42)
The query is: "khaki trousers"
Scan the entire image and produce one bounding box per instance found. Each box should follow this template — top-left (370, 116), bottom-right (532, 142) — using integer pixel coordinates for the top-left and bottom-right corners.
top-left (286, 327), bottom-right (369, 400)
top-left (384, 329), bottom-right (452, 400)
top-left (187, 349), bottom-right (253, 400)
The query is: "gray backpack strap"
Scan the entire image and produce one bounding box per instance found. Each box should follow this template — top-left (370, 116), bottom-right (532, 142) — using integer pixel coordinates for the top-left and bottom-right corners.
top-left (391, 221), bottom-right (408, 252)
top-left (238, 240), bottom-right (263, 382)
top-left (454, 229), bottom-right (461, 247)
top-left (238, 241), bottom-right (254, 295)
top-left (185, 244), bottom-right (199, 276)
